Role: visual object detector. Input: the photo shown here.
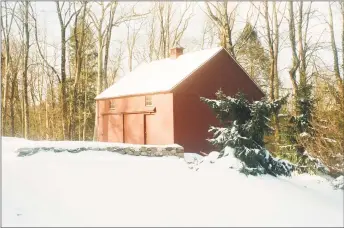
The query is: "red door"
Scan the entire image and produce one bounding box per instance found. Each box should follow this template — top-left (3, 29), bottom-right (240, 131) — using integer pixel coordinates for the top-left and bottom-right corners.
top-left (100, 115), bottom-right (108, 142)
top-left (124, 114), bottom-right (144, 144)
top-left (108, 114), bottom-right (124, 143)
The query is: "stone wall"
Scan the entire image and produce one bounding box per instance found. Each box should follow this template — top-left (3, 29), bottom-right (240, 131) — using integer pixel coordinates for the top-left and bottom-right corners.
top-left (122, 145), bottom-right (184, 157)
top-left (16, 144), bottom-right (184, 158)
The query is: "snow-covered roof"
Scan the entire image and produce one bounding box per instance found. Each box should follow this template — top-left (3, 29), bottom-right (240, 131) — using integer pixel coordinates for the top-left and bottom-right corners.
top-left (95, 47), bottom-right (223, 100)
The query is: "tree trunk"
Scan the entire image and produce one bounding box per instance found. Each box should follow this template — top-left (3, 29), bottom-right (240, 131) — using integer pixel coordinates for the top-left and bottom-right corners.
top-left (93, 106), bottom-right (98, 141)
top-left (103, 4), bottom-right (117, 89)
top-left (50, 80), bottom-right (55, 139)
top-left (103, 31), bottom-right (111, 87)
top-left (56, 1), bottom-right (74, 140)
top-left (2, 42), bottom-right (10, 136)
top-left (21, 93), bottom-right (24, 136)
top-left (264, 1), bottom-right (275, 102)
top-left (45, 96), bottom-right (49, 140)
top-left (70, 3), bottom-right (86, 140)
top-left (1, 1), bottom-right (17, 136)
top-left (23, 0), bottom-right (30, 139)
top-left (20, 94), bottom-right (25, 137)
top-left (273, 2), bottom-right (279, 100)
top-left (329, 3), bottom-right (344, 105)
top-left (60, 29), bottom-right (68, 140)
top-left (342, 2), bottom-right (344, 87)
top-left (30, 84), bottom-right (36, 137)
top-left (96, 30), bottom-right (103, 96)
top-left (38, 105), bottom-right (42, 139)
top-left (288, 1), bottom-right (300, 114)
top-left (78, 98), bottom-right (81, 141)
top-left (93, 28), bottom-right (103, 140)
top-left (298, 2), bottom-right (307, 88)
top-left (83, 56), bottom-right (88, 141)
top-left (10, 72), bottom-right (17, 136)
top-left (272, 2), bottom-right (280, 143)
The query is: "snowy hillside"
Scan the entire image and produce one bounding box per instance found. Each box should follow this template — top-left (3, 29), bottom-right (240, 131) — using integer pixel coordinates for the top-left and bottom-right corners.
top-left (2, 137), bottom-right (343, 227)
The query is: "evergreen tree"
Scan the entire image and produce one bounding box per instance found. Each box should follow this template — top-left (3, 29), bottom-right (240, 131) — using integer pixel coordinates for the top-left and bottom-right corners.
top-left (294, 84), bottom-right (315, 136)
top-left (68, 22), bottom-right (98, 140)
top-left (281, 83), bottom-right (324, 174)
top-left (201, 90), bottom-right (294, 177)
top-left (235, 23), bottom-right (270, 93)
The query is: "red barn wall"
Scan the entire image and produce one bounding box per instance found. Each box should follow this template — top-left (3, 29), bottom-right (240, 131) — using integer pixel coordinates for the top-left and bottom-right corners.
top-left (144, 94), bottom-right (174, 145)
top-left (97, 93), bottom-right (174, 145)
top-left (97, 100), bottom-right (107, 141)
top-left (173, 49), bottom-right (264, 153)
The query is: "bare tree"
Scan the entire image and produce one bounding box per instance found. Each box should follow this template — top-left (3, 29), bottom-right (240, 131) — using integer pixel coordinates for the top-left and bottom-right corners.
top-left (298, 2), bottom-right (306, 87)
top-left (146, 2), bottom-right (194, 60)
top-left (287, 1), bottom-right (319, 112)
top-left (32, 3), bottom-right (59, 139)
top-left (204, 1), bottom-right (237, 58)
top-left (342, 2), bottom-right (344, 81)
top-left (200, 18), bottom-right (216, 50)
top-left (89, 2), bottom-right (112, 141)
top-left (69, 1), bottom-right (87, 140)
top-left (250, 1), bottom-right (285, 101)
top-left (125, 20), bottom-right (144, 72)
top-left (104, 2), bottom-right (148, 88)
top-left (329, 1), bottom-right (344, 146)
top-left (42, 30), bottom-right (50, 140)
top-left (9, 41), bottom-right (22, 136)
top-left (22, 0), bottom-right (30, 139)
top-left (82, 53), bottom-right (88, 141)
top-left (328, 2), bottom-right (344, 106)
top-left (272, 2), bottom-right (280, 100)
top-left (157, 2), bottom-right (171, 58)
top-left (147, 10), bottom-right (156, 62)
top-left (32, 6), bottom-right (60, 79)
top-left (109, 44), bottom-right (124, 86)
top-left (263, 1), bottom-right (283, 143)
top-left (1, 1), bottom-right (17, 135)
top-left (288, 1), bottom-right (300, 103)
top-left (264, 1), bottom-right (274, 101)
top-left (297, 2), bottom-right (315, 91)
top-left (56, 1), bottom-right (80, 140)
top-left (103, 2), bottom-right (117, 89)
top-left (249, 1), bottom-right (285, 144)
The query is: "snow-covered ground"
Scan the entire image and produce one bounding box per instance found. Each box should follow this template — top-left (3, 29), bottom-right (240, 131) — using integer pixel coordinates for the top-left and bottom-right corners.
top-left (2, 137), bottom-right (343, 227)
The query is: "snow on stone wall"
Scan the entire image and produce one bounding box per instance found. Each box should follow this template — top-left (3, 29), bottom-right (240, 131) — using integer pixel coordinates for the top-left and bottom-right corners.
top-left (16, 144), bottom-right (184, 158)
top-left (332, 175), bottom-right (344, 190)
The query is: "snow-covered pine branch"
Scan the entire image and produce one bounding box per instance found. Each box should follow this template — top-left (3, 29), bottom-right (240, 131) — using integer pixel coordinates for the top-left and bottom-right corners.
top-left (201, 90), bottom-right (292, 176)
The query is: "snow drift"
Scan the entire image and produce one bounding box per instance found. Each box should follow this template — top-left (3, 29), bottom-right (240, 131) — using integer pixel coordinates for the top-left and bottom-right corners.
top-left (2, 137), bottom-right (343, 227)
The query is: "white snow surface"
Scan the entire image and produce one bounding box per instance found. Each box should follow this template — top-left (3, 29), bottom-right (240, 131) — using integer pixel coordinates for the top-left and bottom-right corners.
top-left (4, 137), bottom-right (181, 150)
top-left (332, 176), bottom-right (344, 190)
top-left (2, 137), bottom-right (343, 227)
top-left (300, 132), bottom-right (311, 138)
top-left (95, 47), bottom-right (223, 99)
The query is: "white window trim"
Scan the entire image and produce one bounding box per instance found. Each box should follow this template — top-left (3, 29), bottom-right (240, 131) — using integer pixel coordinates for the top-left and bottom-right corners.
top-left (109, 100), bottom-right (116, 110)
top-left (145, 95), bottom-right (153, 106)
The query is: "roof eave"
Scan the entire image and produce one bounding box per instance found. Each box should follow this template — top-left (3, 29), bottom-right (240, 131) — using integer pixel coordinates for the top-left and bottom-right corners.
top-left (94, 90), bottom-right (171, 101)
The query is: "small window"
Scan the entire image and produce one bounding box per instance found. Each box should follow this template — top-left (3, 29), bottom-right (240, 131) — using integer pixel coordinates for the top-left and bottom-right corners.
top-left (109, 100), bottom-right (116, 110)
top-left (145, 95), bottom-right (152, 106)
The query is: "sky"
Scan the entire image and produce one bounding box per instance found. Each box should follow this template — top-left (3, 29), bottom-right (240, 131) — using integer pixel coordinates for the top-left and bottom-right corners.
top-left (6, 1), bottom-right (343, 90)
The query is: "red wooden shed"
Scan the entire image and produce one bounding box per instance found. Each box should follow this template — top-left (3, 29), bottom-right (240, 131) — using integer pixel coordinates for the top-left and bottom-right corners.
top-left (95, 46), bottom-right (264, 153)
